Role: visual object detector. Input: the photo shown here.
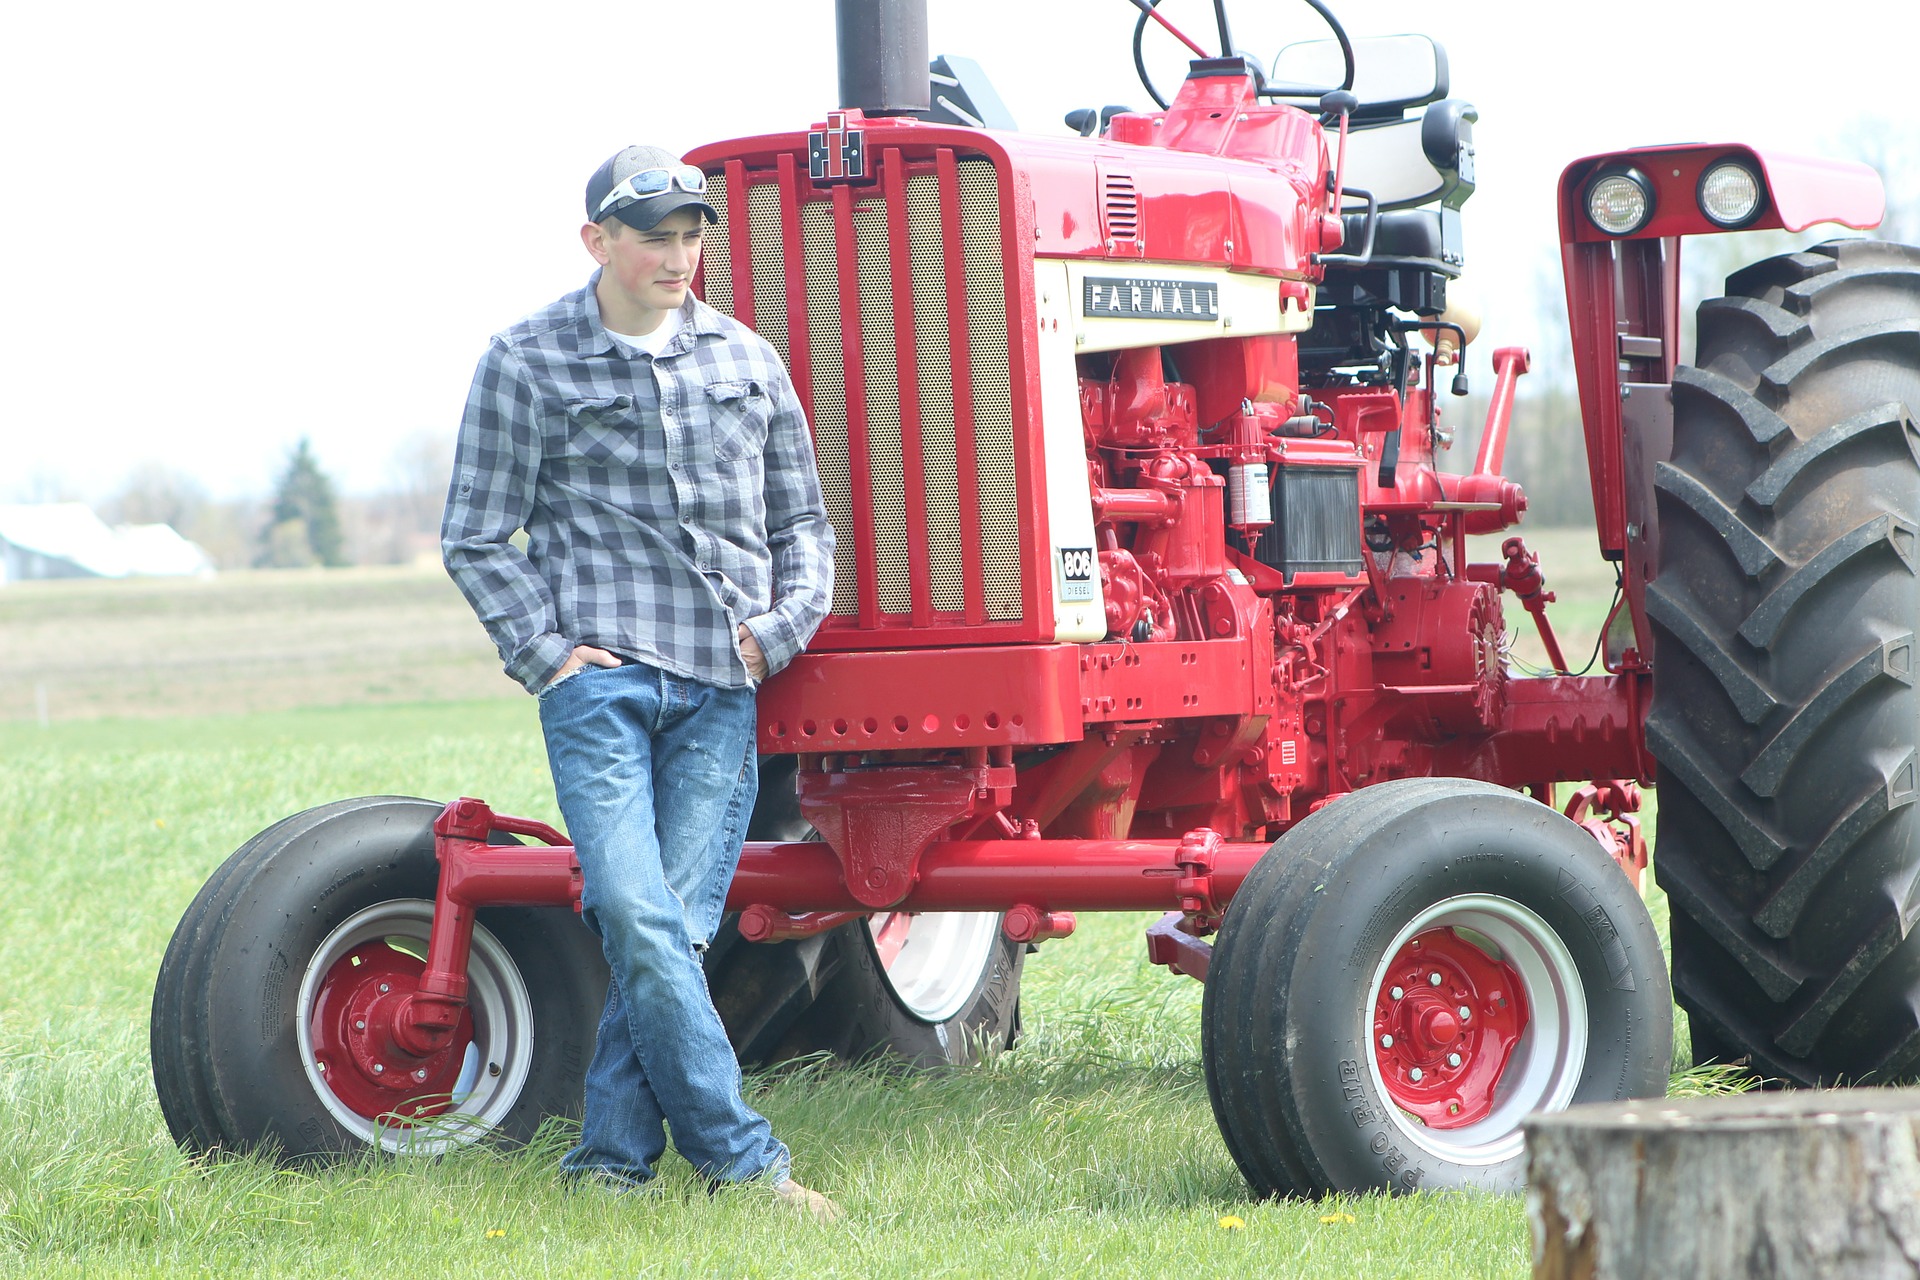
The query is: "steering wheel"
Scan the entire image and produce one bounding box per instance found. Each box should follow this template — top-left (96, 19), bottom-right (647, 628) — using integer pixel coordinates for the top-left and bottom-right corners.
top-left (1131, 0), bottom-right (1355, 112)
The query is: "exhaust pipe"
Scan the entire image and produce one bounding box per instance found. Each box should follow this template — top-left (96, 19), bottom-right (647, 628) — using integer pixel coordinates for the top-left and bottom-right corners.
top-left (837, 0), bottom-right (928, 115)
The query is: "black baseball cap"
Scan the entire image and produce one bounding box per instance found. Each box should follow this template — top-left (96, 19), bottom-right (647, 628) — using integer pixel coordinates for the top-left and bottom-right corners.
top-left (585, 144), bottom-right (719, 231)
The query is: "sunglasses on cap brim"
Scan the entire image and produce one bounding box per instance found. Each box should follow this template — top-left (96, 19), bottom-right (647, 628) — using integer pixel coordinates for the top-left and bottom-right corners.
top-left (595, 165), bottom-right (709, 217)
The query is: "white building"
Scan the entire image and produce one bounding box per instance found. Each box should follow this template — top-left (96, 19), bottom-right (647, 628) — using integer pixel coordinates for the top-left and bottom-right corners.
top-left (0, 503), bottom-right (215, 584)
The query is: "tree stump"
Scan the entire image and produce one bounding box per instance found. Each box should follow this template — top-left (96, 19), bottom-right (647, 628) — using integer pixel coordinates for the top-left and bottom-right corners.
top-left (1524, 1090), bottom-right (1920, 1279)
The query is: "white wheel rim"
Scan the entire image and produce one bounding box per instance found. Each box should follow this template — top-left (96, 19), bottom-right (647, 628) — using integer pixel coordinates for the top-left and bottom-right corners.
top-left (1364, 893), bottom-right (1589, 1166)
top-left (866, 911), bottom-right (1003, 1023)
top-left (295, 900), bottom-right (535, 1154)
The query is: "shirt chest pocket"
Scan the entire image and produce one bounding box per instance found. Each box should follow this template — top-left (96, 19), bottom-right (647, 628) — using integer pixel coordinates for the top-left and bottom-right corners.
top-left (562, 394), bottom-right (641, 466)
top-left (700, 379), bottom-right (770, 462)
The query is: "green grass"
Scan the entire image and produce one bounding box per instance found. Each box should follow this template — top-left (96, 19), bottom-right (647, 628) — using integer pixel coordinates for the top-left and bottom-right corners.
top-left (0, 702), bottom-right (1750, 1279)
top-left (0, 702), bottom-right (1579, 1279)
top-left (0, 546), bottom-right (1745, 1278)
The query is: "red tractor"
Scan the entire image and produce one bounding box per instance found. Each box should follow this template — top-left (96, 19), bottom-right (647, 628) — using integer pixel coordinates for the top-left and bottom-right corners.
top-left (152, 0), bottom-right (1912, 1198)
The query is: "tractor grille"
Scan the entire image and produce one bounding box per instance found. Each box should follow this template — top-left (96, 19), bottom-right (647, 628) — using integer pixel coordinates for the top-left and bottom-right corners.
top-left (700, 152), bottom-right (1023, 634)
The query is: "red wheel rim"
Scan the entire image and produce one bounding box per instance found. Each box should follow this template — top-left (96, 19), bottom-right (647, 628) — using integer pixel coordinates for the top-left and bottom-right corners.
top-left (1372, 927), bottom-right (1530, 1129)
top-left (307, 940), bottom-right (475, 1126)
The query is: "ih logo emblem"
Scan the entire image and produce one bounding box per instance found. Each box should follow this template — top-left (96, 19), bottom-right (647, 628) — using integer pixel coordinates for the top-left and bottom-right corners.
top-left (808, 112), bottom-right (867, 181)
top-left (1059, 547), bottom-right (1096, 602)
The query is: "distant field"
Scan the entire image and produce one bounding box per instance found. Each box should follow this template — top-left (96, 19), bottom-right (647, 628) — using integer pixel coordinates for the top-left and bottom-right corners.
top-left (0, 523), bottom-right (1618, 727)
top-left (0, 566), bottom-right (519, 723)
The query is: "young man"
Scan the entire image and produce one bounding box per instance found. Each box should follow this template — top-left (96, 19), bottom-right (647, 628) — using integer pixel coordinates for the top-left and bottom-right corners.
top-left (442, 145), bottom-right (838, 1217)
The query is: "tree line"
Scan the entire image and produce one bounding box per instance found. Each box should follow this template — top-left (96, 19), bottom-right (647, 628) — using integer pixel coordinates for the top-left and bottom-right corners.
top-left (90, 432), bottom-right (454, 571)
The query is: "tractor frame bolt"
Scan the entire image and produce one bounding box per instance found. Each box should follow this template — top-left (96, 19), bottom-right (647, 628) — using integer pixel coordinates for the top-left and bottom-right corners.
top-left (1408, 1067), bottom-right (1424, 1082)
top-left (1429, 972), bottom-right (1443, 986)
top-left (1390, 986), bottom-right (1404, 1000)
top-left (414, 1069), bottom-right (428, 1081)
top-left (373, 1063), bottom-right (384, 1074)
top-left (1447, 1053), bottom-right (1462, 1068)
top-left (1380, 1034), bottom-right (1394, 1048)
top-left (354, 1020), bottom-right (366, 1031)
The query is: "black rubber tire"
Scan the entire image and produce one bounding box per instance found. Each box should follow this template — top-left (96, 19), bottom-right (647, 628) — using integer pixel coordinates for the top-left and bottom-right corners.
top-left (1204, 778), bottom-right (1671, 1197)
top-left (150, 797), bottom-right (607, 1161)
top-left (704, 756), bottom-right (1025, 1069)
top-left (1649, 238), bottom-right (1920, 1085)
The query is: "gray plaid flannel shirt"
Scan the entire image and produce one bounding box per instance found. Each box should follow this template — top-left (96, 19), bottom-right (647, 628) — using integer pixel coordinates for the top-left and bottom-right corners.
top-left (443, 273), bottom-right (834, 694)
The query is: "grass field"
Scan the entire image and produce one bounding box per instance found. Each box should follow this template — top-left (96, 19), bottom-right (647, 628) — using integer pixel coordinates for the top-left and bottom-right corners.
top-left (0, 538), bottom-right (1714, 1278)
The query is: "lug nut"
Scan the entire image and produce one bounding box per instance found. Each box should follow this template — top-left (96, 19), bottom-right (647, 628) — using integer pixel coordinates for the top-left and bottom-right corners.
top-left (1429, 972), bottom-right (1443, 987)
top-left (1409, 1067), bottom-right (1424, 1082)
top-left (379, 983), bottom-right (390, 994)
top-left (1459, 1006), bottom-right (1471, 1021)
top-left (1380, 1034), bottom-right (1394, 1048)
top-left (488, 1062), bottom-right (501, 1078)
top-left (354, 1019), bottom-right (366, 1031)
top-left (1389, 986), bottom-right (1404, 1000)
top-left (1447, 1053), bottom-right (1462, 1068)
top-left (373, 1063), bottom-right (385, 1074)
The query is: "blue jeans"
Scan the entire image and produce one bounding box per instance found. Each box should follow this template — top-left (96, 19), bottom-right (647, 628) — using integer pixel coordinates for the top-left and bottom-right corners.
top-left (537, 660), bottom-right (789, 1187)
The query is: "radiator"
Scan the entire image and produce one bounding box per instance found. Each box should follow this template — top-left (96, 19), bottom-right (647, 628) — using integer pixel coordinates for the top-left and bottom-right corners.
top-left (699, 151), bottom-right (1025, 635)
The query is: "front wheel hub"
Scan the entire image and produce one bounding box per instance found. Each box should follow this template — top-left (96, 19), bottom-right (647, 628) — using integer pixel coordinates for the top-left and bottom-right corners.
top-left (309, 942), bottom-right (473, 1122)
top-left (1373, 926), bottom-right (1531, 1128)
top-left (295, 899), bottom-right (536, 1153)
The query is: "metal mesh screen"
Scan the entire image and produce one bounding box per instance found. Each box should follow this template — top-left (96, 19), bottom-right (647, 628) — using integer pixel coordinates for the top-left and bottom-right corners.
top-left (906, 174), bottom-right (963, 613)
top-left (853, 198), bottom-right (911, 613)
top-left (957, 164), bottom-right (1020, 618)
top-left (746, 183), bottom-right (788, 364)
top-left (702, 174), bottom-right (732, 314)
top-left (800, 204), bottom-right (857, 617)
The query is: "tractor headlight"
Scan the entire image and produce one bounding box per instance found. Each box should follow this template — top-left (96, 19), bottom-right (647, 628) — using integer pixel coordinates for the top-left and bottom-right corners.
top-left (1698, 160), bottom-right (1764, 228)
top-left (1585, 168), bottom-right (1655, 236)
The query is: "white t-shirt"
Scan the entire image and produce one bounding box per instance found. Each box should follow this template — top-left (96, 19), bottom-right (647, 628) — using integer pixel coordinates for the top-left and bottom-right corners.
top-left (607, 307), bottom-right (682, 358)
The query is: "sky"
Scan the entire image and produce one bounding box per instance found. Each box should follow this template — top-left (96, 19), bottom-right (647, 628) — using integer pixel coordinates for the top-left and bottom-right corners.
top-left (5, 0), bottom-right (1918, 502)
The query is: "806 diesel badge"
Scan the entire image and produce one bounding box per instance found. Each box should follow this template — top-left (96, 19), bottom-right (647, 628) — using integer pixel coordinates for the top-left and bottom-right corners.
top-left (1059, 547), bottom-right (1096, 602)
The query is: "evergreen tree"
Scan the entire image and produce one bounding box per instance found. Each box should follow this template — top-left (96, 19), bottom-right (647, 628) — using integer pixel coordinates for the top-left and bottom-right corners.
top-left (256, 437), bottom-right (347, 567)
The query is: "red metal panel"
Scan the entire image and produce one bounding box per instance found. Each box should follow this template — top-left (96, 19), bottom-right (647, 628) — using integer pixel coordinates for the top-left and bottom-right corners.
top-left (757, 637), bottom-right (1266, 754)
top-left (725, 158), bottom-right (753, 332)
top-left (1428, 674), bottom-right (1650, 786)
top-left (938, 147), bottom-right (987, 625)
top-left (758, 644), bottom-right (1085, 752)
top-left (1559, 237), bottom-right (1631, 560)
top-left (1000, 156), bottom-right (1051, 636)
top-left (1750, 147), bottom-right (1884, 233)
top-left (883, 149), bottom-right (934, 626)
top-left (1561, 144), bottom-right (1882, 244)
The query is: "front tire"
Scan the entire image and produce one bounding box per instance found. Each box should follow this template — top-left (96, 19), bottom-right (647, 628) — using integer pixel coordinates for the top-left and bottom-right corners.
top-left (1203, 779), bottom-right (1671, 1196)
top-left (703, 756), bottom-right (1024, 1068)
top-left (1649, 239), bottom-right (1920, 1083)
top-left (150, 797), bottom-right (607, 1160)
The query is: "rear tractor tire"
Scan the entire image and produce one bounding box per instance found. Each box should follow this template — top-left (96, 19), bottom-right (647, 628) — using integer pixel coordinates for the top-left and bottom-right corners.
top-left (1649, 239), bottom-right (1920, 1084)
top-left (150, 797), bottom-right (607, 1160)
top-left (703, 755), bottom-right (1025, 1069)
top-left (1203, 779), bottom-right (1671, 1196)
